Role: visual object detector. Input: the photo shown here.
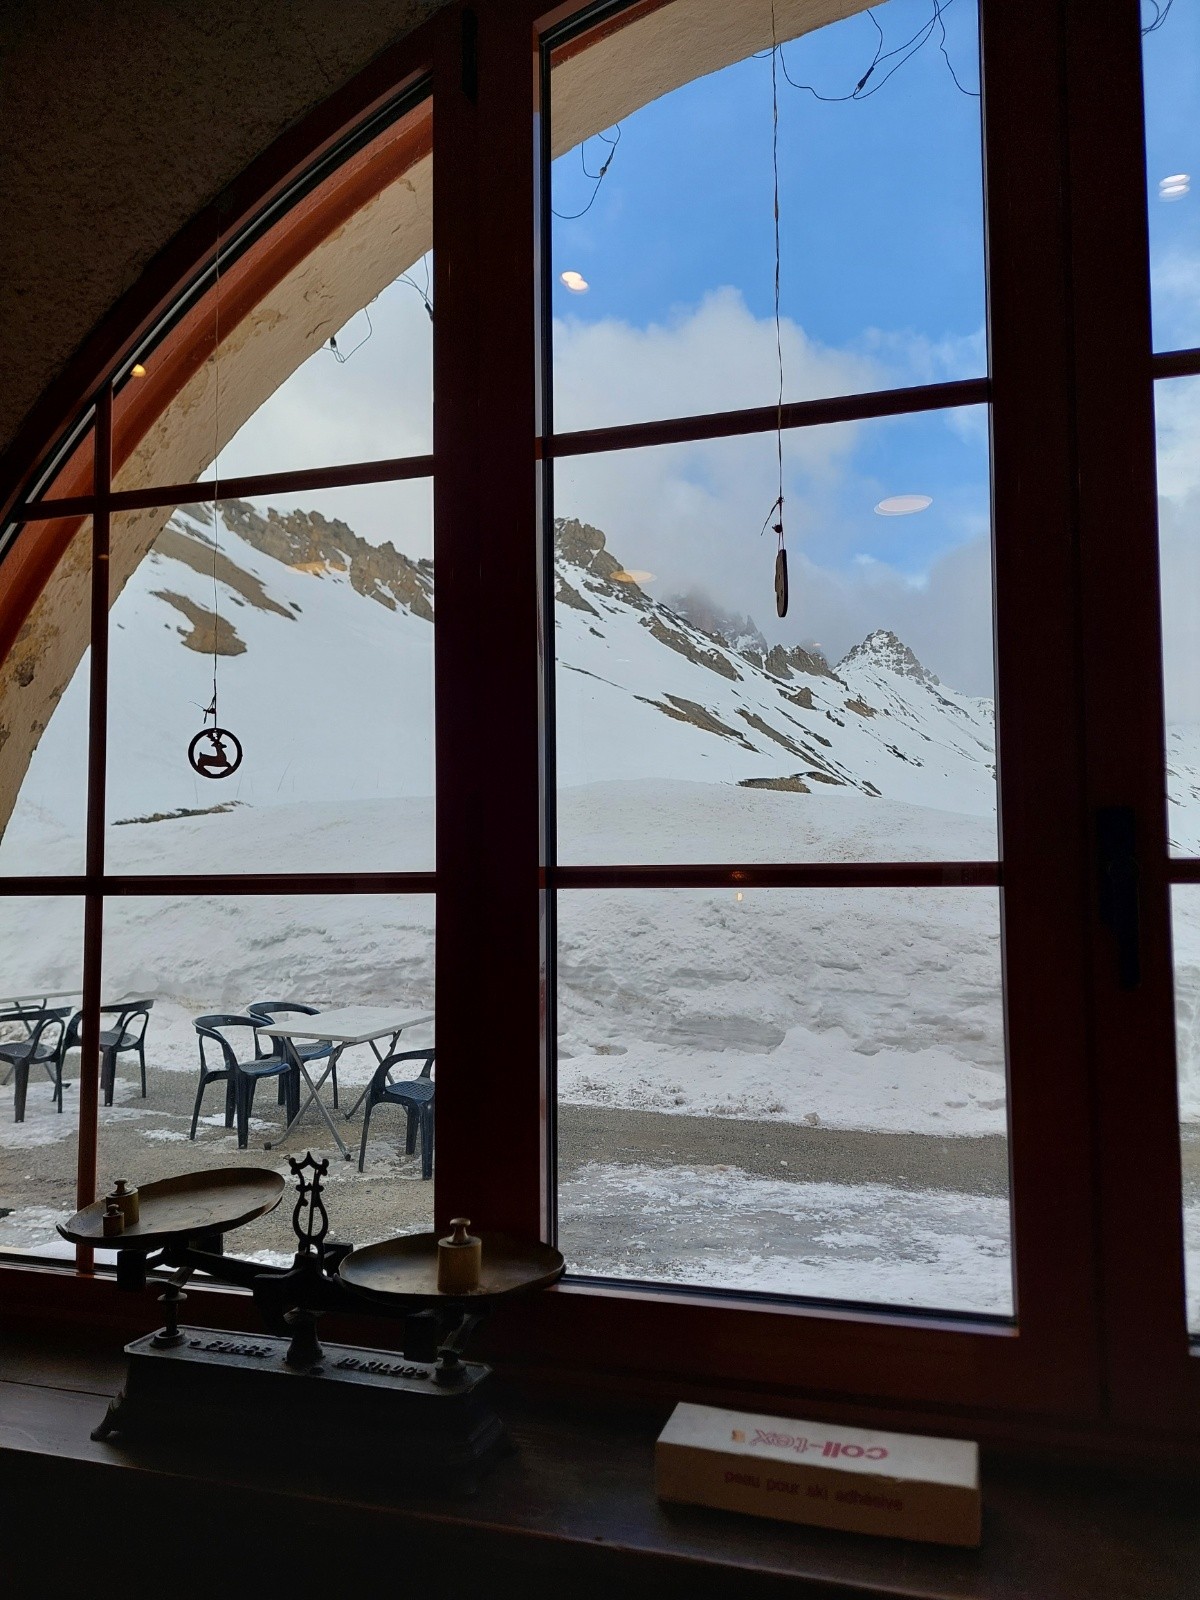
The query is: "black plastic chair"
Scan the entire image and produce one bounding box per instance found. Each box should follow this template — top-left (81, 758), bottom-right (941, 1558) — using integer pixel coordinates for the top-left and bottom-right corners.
top-left (246, 999), bottom-right (338, 1108)
top-left (61, 1000), bottom-right (154, 1108)
top-left (190, 1014), bottom-right (298, 1150)
top-left (0, 1006), bottom-right (70, 1123)
top-left (357, 1048), bottom-right (435, 1178)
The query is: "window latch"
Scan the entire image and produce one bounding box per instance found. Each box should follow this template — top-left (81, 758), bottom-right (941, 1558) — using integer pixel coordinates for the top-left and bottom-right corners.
top-left (1096, 806), bottom-right (1141, 990)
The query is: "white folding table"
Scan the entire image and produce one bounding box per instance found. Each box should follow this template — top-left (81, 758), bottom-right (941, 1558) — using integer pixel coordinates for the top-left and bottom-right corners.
top-left (257, 1004), bottom-right (434, 1161)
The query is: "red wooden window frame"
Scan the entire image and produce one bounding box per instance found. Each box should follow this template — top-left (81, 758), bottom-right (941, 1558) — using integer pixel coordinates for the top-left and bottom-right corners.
top-left (0, 0), bottom-right (1194, 1460)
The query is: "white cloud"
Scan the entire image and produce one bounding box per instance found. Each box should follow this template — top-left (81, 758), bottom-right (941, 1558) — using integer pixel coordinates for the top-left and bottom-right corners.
top-left (218, 266), bottom-right (434, 556)
top-left (554, 286), bottom-right (881, 430)
top-left (218, 278), bottom-right (998, 691)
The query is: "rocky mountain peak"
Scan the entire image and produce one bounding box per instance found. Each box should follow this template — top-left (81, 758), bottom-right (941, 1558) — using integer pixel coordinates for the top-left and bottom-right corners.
top-left (200, 499), bottom-right (434, 622)
top-left (661, 588), bottom-right (767, 657)
top-left (555, 518), bottom-right (624, 582)
top-left (838, 629), bottom-right (938, 686)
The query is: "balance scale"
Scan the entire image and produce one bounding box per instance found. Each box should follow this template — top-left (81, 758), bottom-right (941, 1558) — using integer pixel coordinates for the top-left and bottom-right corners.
top-left (59, 1158), bottom-right (564, 1494)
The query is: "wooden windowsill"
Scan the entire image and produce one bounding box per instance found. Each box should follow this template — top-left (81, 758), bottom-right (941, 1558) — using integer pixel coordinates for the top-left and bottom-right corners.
top-left (2, 1329), bottom-right (1198, 1597)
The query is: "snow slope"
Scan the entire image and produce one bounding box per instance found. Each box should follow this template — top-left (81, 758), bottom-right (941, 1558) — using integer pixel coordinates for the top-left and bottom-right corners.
top-left (2, 501), bottom-right (1199, 1130)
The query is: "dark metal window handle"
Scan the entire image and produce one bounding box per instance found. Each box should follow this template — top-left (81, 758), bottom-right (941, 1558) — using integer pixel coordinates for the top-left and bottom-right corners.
top-left (1096, 806), bottom-right (1141, 990)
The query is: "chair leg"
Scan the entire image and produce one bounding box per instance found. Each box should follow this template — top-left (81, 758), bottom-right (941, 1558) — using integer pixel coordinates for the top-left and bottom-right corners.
top-left (190, 1074), bottom-right (209, 1140)
top-left (420, 1105), bottom-right (434, 1181)
top-left (358, 1095), bottom-right (375, 1172)
top-left (224, 1077), bottom-right (236, 1128)
top-left (330, 1056), bottom-right (339, 1111)
top-left (235, 1079), bottom-right (250, 1151)
top-left (12, 1058), bottom-right (29, 1124)
top-left (138, 1043), bottom-right (147, 1098)
top-left (101, 1047), bottom-right (116, 1108)
top-left (404, 1107), bottom-right (418, 1155)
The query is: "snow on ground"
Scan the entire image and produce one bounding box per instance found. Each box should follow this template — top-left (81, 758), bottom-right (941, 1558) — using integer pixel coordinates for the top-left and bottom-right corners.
top-left (560, 1162), bottom-right (1200, 1328)
top-left (2, 502), bottom-right (1200, 1311)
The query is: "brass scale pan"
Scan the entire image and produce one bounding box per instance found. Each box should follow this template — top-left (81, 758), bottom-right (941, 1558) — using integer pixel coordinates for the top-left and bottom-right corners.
top-left (60, 1169), bottom-right (564, 1301)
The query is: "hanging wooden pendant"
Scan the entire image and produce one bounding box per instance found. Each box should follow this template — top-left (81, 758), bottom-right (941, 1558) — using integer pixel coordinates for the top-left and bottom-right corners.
top-left (188, 725), bottom-right (243, 779)
top-left (775, 545), bottom-right (788, 618)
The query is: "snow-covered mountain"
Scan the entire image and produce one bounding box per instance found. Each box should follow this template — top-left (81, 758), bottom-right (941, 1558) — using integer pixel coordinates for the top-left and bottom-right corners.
top-left (3, 499), bottom-right (1199, 1128)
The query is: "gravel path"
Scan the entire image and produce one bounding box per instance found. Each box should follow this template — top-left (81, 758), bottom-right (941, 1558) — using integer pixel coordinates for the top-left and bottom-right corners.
top-left (2, 1064), bottom-right (1197, 1267)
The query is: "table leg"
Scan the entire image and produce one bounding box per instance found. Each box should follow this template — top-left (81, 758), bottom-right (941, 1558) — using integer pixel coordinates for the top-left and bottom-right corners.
top-left (265, 1044), bottom-right (352, 1160)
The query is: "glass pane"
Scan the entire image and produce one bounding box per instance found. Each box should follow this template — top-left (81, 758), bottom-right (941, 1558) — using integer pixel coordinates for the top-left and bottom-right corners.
top-left (111, 97), bottom-right (432, 487)
top-left (216, 257), bottom-right (434, 480)
top-left (554, 410), bottom-right (996, 863)
top-left (99, 893), bottom-right (435, 1265)
top-left (550, 0), bottom-right (985, 433)
top-left (0, 518), bottom-right (91, 876)
top-left (1143, 1), bottom-right (1200, 352)
top-left (1170, 887), bottom-right (1200, 1334)
top-left (105, 483), bottom-right (434, 874)
top-left (0, 896), bottom-right (84, 1261)
top-left (557, 887), bottom-right (1011, 1316)
top-left (1155, 376), bottom-right (1200, 854)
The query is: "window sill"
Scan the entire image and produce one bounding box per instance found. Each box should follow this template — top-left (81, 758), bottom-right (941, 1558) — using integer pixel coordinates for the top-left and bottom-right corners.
top-left (2, 1328), bottom-right (1197, 1599)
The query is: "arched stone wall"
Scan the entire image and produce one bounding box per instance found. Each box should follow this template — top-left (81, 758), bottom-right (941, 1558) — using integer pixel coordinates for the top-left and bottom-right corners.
top-left (0, 0), bottom-right (865, 837)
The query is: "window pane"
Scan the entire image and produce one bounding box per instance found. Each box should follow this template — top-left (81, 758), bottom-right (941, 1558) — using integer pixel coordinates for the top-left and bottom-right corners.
top-left (1155, 376), bottom-right (1200, 854)
top-left (557, 886), bottom-right (1011, 1315)
top-left (105, 484), bottom-right (434, 874)
top-left (550, 0), bottom-right (984, 432)
top-left (215, 256), bottom-right (434, 480)
top-left (0, 896), bottom-right (83, 1261)
top-left (1170, 886), bottom-right (1200, 1334)
top-left (0, 518), bottom-right (91, 876)
top-left (1143, 2), bottom-right (1200, 352)
top-left (111, 99), bottom-right (432, 487)
top-left (99, 893), bottom-right (435, 1264)
top-left (554, 411), bottom-right (996, 864)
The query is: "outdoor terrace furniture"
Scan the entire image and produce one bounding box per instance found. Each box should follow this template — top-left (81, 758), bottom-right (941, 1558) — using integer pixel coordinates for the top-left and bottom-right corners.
top-left (357, 1048), bottom-right (436, 1179)
top-left (190, 1014), bottom-right (299, 1151)
top-left (62, 1000), bottom-right (155, 1108)
top-left (246, 1000), bottom-right (337, 1108)
top-left (0, 1006), bottom-right (70, 1123)
top-left (259, 1005), bottom-right (433, 1162)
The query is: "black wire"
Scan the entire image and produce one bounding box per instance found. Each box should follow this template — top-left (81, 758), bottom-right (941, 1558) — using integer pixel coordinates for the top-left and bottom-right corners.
top-left (778, 0), bottom-right (978, 103)
top-left (1142, 0), bottom-right (1175, 36)
top-left (552, 124), bottom-right (622, 220)
top-left (937, 3), bottom-right (980, 97)
top-left (327, 307), bottom-right (374, 364)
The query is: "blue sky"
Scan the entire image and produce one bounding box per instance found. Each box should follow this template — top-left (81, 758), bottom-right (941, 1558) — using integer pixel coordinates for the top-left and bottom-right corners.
top-left (550, 0), bottom-right (993, 685)
top-left (224, 0), bottom-right (1198, 698)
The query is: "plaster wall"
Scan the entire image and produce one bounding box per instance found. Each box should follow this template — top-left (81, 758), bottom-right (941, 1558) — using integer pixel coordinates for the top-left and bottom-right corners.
top-left (0, 0), bottom-right (449, 459)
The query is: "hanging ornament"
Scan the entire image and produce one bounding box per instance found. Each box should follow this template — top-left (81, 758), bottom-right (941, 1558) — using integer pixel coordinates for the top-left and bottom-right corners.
top-left (185, 224), bottom-right (241, 781)
top-left (188, 695), bottom-right (243, 780)
top-left (764, 11), bottom-right (789, 621)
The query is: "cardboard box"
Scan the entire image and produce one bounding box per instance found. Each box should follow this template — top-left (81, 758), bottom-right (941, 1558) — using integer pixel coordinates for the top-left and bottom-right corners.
top-left (656, 1402), bottom-right (981, 1548)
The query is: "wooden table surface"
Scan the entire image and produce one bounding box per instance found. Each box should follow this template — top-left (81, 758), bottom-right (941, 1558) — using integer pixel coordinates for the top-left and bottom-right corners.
top-left (1, 1329), bottom-right (1197, 1598)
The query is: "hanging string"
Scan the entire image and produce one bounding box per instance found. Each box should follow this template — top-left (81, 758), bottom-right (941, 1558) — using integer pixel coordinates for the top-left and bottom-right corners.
top-left (762, 5), bottom-right (788, 616)
top-left (207, 223), bottom-right (222, 728)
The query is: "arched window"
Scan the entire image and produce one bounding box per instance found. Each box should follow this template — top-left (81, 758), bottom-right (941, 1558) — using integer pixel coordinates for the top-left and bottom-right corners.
top-left (0, 0), bottom-right (1196, 1455)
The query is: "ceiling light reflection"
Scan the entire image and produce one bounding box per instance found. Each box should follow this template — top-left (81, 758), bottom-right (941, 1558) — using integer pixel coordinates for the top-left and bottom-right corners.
top-left (874, 494), bottom-right (932, 517)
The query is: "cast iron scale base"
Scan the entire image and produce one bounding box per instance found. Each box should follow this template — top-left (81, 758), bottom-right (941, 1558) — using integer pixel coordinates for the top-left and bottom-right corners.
top-left (59, 1156), bottom-right (564, 1494)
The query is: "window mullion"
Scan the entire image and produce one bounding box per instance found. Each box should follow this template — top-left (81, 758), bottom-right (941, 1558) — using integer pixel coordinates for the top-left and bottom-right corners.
top-left (433, 4), bottom-right (548, 1239)
top-left (1064, 0), bottom-right (1194, 1422)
